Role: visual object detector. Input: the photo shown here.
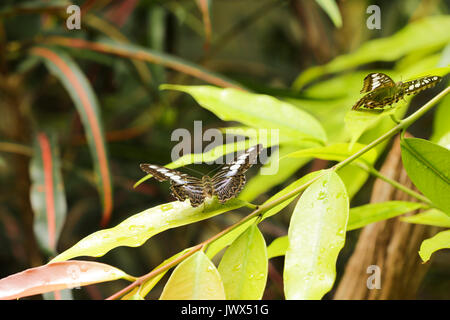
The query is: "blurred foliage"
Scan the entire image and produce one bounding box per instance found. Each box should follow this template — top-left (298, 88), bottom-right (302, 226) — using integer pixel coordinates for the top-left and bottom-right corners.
top-left (0, 0), bottom-right (449, 299)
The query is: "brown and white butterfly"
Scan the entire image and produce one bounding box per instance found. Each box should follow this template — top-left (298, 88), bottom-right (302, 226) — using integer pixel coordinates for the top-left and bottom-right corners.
top-left (352, 73), bottom-right (442, 110)
top-left (139, 144), bottom-right (263, 207)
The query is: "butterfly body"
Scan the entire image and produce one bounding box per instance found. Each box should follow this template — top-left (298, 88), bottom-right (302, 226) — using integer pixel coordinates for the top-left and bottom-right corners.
top-left (140, 144), bottom-right (262, 207)
top-left (352, 73), bottom-right (441, 110)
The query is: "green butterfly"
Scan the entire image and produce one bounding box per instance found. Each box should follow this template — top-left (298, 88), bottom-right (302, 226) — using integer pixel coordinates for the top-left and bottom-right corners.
top-left (352, 73), bottom-right (442, 110)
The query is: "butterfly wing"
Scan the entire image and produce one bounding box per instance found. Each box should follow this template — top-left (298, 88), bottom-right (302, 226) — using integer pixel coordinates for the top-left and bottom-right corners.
top-left (352, 91), bottom-right (398, 110)
top-left (211, 144), bottom-right (262, 203)
top-left (402, 76), bottom-right (441, 96)
top-left (140, 164), bottom-right (205, 206)
top-left (360, 73), bottom-right (395, 93)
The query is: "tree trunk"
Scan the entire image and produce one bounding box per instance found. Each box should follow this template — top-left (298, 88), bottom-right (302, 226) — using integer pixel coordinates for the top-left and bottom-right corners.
top-left (334, 136), bottom-right (438, 299)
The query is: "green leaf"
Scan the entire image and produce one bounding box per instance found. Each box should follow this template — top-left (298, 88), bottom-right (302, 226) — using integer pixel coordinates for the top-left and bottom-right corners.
top-left (122, 248), bottom-right (192, 300)
top-left (344, 108), bottom-right (399, 149)
top-left (267, 235), bottom-right (288, 259)
top-left (161, 84), bottom-right (327, 144)
top-left (400, 209), bottom-right (450, 228)
top-left (31, 47), bottom-right (113, 227)
top-left (431, 94), bottom-right (450, 147)
top-left (218, 224), bottom-right (268, 300)
top-left (419, 230), bottom-right (450, 262)
top-left (159, 251), bottom-right (225, 299)
top-left (206, 217), bottom-right (258, 260)
top-left (51, 198), bottom-right (247, 262)
top-left (401, 138), bottom-right (450, 215)
top-left (315, 0), bottom-right (342, 28)
top-left (347, 201), bottom-right (424, 231)
top-left (0, 261), bottom-right (133, 300)
top-left (284, 171), bottom-right (349, 300)
top-left (261, 171), bottom-right (325, 220)
top-left (30, 132), bottom-right (67, 254)
top-left (293, 15), bottom-right (450, 88)
top-left (336, 164), bottom-right (369, 200)
top-left (284, 142), bottom-right (378, 165)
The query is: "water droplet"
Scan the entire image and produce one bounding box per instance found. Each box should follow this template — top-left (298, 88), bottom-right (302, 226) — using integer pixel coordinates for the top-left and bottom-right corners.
top-left (232, 264), bottom-right (242, 272)
top-left (161, 204), bottom-right (173, 211)
top-left (317, 191), bottom-right (326, 200)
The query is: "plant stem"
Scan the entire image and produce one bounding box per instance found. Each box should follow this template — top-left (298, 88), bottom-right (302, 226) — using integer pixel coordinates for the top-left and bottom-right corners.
top-left (356, 163), bottom-right (433, 206)
top-left (106, 86), bottom-right (449, 300)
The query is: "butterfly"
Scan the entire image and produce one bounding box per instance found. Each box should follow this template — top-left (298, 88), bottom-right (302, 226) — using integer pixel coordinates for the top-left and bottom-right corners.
top-left (139, 144), bottom-right (263, 207)
top-left (352, 73), bottom-right (442, 110)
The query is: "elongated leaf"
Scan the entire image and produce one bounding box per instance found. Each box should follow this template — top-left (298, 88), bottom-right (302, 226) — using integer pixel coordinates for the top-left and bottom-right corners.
top-left (218, 224), bottom-right (267, 300)
top-left (161, 84), bottom-right (327, 144)
top-left (315, 0), bottom-right (342, 28)
top-left (44, 37), bottom-right (241, 89)
top-left (284, 171), bottom-right (348, 300)
top-left (293, 15), bottom-right (450, 88)
top-left (206, 217), bottom-right (258, 259)
top-left (0, 261), bottom-right (133, 300)
top-left (285, 142), bottom-right (377, 165)
top-left (347, 201), bottom-right (424, 231)
top-left (419, 230), bottom-right (450, 262)
top-left (401, 138), bottom-right (450, 215)
top-left (122, 248), bottom-right (192, 300)
top-left (401, 209), bottom-right (450, 228)
top-left (159, 251), bottom-right (225, 299)
top-left (51, 197), bottom-right (246, 262)
top-left (267, 235), bottom-right (288, 259)
top-left (30, 132), bottom-right (67, 254)
top-left (431, 94), bottom-right (450, 146)
top-left (31, 47), bottom-right (113, 227)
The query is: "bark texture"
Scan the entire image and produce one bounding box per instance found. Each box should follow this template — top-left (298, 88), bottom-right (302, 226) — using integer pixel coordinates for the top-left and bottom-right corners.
top-left (334, 136), bottom-right (438, 299)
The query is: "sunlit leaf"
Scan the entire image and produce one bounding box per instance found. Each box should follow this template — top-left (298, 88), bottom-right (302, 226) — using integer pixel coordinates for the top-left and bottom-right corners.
top-left (267, 235), bottom-right (288, 259)
top-left (344, 107), bottom-right (398, 149)
top-left (401, 209), bottom-right (450, 228)
top-left (347, 201), bottom-right (424, 231)
top-left (284, 171), bottom-right (348, 300)
top-left (218, 224), bottom-right (267, 300)
top-left (30, 132), bottom-right (67, 254)
top-left (206, 217), bottom-right (257, 260)
top-left (284, 142), bottom-right (377, 165)
top-left (431, 93), bottom-right (450, 147)
top-left (51, 198), bottom-right (247, 262)
top-left (161, 84), bottom-right (327, 144)
top-left (419, 230), bottom-right (450, 262)
top-left (261, 171), bottom-right (325, 220)
top-left (0, 261), bottom-right (134, 300)
top-left (122, 248), bottom-right (192, 300)
top-left (400, 138), bottom-right (450, 215)
top-left (159, 251), bottom-right (225, 299)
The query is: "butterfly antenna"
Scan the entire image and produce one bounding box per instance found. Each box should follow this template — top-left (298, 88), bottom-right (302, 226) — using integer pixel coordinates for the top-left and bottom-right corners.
top-left (178, 165), bottom-right (205, 177)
